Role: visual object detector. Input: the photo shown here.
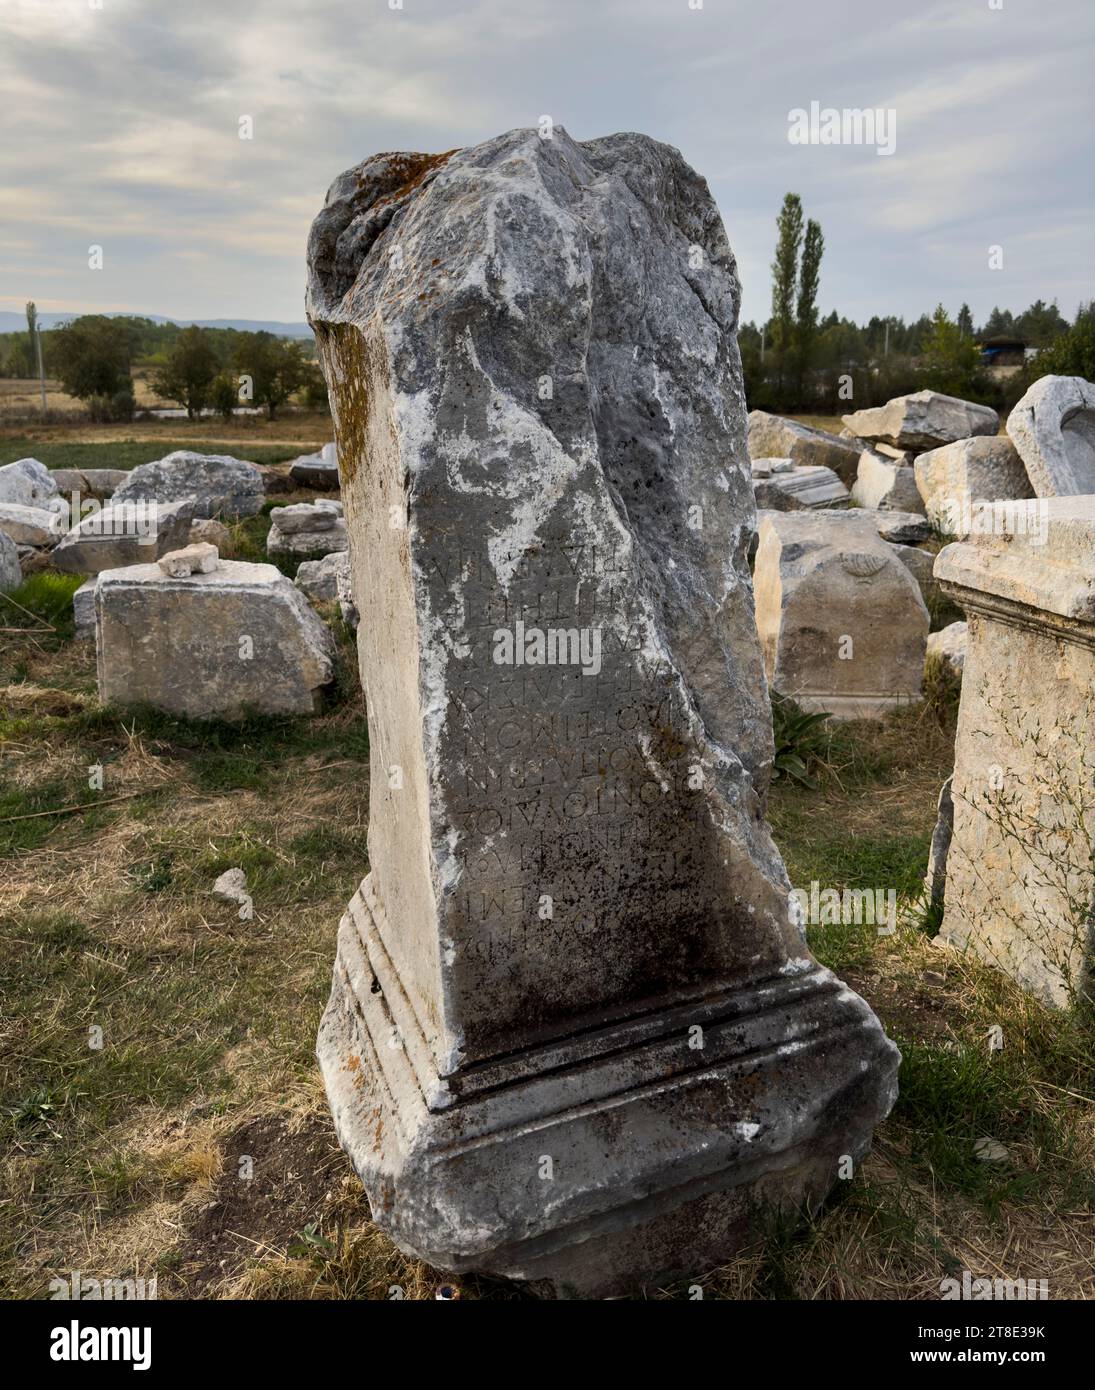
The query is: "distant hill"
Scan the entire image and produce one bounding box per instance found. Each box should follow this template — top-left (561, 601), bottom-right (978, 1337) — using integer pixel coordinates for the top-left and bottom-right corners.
top-left (0, 312), bottom-right (312, 338)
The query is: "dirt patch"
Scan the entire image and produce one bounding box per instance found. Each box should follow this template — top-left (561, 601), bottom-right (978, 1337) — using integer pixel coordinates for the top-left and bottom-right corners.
top-left (167, 1110), bottom-right (353, 1297)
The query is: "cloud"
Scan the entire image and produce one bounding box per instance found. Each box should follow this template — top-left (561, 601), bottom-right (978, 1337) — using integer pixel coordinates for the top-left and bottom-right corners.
top-left (1, 0), bottom-right (1091, 325)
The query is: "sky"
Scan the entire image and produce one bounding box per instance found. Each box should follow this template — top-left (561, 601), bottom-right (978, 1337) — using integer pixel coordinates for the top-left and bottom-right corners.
top-left (2, 0), bottom-right (1092, 330)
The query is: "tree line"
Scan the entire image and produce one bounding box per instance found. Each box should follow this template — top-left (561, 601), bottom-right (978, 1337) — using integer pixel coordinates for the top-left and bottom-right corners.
top-left (744, 192), bottom-right (1092, 413)
top-left (0, 313), bottom-right (327, 421)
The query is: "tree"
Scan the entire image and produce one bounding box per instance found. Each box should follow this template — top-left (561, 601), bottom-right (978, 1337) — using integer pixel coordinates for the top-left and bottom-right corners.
top-left (211, 373), bottom-right (238, 421)
top-left (980, 306), bottom-right (1016, 339)
top-left (50, 315), bottom-right (132, 401)
top-left (150, 326), bottom-right (219, 418)
top-left (920, 304), bottom-right (985, 398)
top-left (233, 332), bottom-right (311, 418)
top-left (769, 193), bottom-right (803, 399)
top-left (1015, 299), bottom-right (1069, 348)
top-left (956, 303), bottom-right (974, 337)
top-left (793, 218), bottom-right (824, 399)
top-left (1027, 313), bottom-right (1095, 382)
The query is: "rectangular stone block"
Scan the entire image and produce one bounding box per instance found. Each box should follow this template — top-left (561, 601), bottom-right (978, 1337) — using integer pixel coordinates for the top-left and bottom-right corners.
top-left (95, 560), bottom-right (335, 718)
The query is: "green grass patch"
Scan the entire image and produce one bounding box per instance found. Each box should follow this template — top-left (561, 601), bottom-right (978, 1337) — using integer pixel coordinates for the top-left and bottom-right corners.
top-left (1, 571), bottom-right (84, 644)
top-left (0, 774), bottom-right (108, 855)
top-left (0, 439), bottom-right (316, 471)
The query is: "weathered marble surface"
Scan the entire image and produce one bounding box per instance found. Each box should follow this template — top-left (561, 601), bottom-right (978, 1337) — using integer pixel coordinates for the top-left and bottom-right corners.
top-left (1006, 374), bottom-right (1095, 497)
top-left (934, 497), bottom-right (1095, 1006)
top-left (111, 451), bottom-right (264, 519)
top-left (754, 509), bottom-right (929, 719)
top-left (914, 436), bottom-right (1033, 535)
top-left (851, 449), bottom-right (926, 514)
top-left (748, 411), bottom-right (862, 486)
top-left (308, 127), bottom-right (899, 1295)
top-left (843, 391), bottom-right (998, 452)
top-left (751, 458), bottom-right (849, 509)
top-left (95, 560), bottom-right (335, 718)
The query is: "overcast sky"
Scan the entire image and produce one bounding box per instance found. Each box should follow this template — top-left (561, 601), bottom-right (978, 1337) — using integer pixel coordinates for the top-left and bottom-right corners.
top-left (2, 0), bottom-right (1091, 329)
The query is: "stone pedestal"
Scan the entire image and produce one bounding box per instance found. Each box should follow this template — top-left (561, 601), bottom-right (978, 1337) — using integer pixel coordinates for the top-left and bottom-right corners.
top-left (308, 128), bottom-right (899, 1296)
top-left (935, 497), bottom-right (1095, 1006)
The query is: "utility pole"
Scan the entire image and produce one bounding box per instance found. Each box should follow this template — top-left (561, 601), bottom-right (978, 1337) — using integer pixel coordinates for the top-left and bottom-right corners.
top-left (35, 322), bottom-right (46, 413)
top-left (884, 319), bottom-right (890, 357)
top-left (760, 325), bottom-right (766, 364)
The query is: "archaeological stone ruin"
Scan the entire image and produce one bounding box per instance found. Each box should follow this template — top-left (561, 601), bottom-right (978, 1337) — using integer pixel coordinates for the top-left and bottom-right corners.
top-left (95, 554), bottom-right (335, 718)
top-left (306, 127), bottom-right (900, 1296)
top-left (754, 509), bottom-right (929, 718)
top-left (933, 497), bottom-right (1095, 1006)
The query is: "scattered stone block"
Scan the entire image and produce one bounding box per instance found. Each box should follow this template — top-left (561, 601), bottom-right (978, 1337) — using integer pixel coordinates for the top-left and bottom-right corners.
top-left (0, 502), bottom-right (65, 547)
top-left (308, 128), bottom-right (899, 1295)
top-left (926, 620), bottom-right (967, 678)
top-left (0, 531), bottom-right (21, 592)
top-left (974, 1137), bottom-right (1011, 1166)
top-left (49, 467), bottom-right (127, 500)
top-left (95, 559), bottom-right (336, 718)
top-left (295, 549), bottom-right (350, 603)
top-left (852, 450), bottom-right (926, 513)
top-left (0, 457), bottom-right (58, 508)
top-left (111, 450), bottom-right (264, 519)
top-left (887, 542), bottom-right (939, 612)
top-left (754, 509), bottom-right (929, 718)
top-left (73, 577), bottom-right (97, 641)
top-left (751, 459), bottom-right (849, 510)
top-left (52, 499), bottom-right (196, 574)
top-left (843, 390), bottom-right (998, 451)
top-left (925, 775), bottom-right (954, 913)
top-left (747, 411), bottom-right (862, 486)
top-left (289, 445), bottom-right (340, 490)
top-left (267, 501), bottom-right (348, 559)
top-left (871, 510), bottom-right (933, 544)
top-left (212, 867), bottom-right (253, 920)
top-left (157, 542), bottom-right (219, 577)
top-left (935, 496), bottom-right (1095, 1005)
top-left (874, 443), bottom-right (917, 466)
top-left (914, 436), bottom-right (1033, 535)
top-left (335, 557), bottom-right (358, 630)
top-left (189, 518), bottom-right (232, 551)
top-left (1006, 374), bottom-right (1095, 496)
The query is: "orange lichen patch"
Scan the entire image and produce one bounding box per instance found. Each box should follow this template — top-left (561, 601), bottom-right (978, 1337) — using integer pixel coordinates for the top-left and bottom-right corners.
top-left (361, 149), bottom-right (460, 212)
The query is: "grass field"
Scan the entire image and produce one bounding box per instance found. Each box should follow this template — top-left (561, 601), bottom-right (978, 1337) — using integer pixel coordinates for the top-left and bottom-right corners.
top-left (1, 431), bottom-right (1091, 1301)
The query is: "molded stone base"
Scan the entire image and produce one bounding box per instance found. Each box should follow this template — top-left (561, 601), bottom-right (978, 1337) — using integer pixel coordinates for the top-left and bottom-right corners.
top-left (317, 878), bottom-right (900, 1297)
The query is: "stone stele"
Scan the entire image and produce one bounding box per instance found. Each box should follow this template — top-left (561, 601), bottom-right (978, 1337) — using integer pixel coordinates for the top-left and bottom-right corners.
top-left (754, 510), bottom-right (929, 719)
top-left (934, 497), bottom-right (1095, 1007)
top-left (306, 127), bottom-right (899, 1296)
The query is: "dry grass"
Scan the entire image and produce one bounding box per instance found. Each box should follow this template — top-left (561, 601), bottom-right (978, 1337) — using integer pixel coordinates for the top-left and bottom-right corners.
top-left (1, 567), bottom-right (1091, 1300)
